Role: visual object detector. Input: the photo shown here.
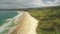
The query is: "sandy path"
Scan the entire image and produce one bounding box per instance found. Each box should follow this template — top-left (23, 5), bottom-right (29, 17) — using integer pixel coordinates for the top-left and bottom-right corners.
top-left (10, 12), bottom-right (39, 34)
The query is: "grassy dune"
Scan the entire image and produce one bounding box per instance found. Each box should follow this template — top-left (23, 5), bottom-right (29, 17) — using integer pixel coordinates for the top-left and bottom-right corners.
top-left (28, 6), bottom-right (60, 34)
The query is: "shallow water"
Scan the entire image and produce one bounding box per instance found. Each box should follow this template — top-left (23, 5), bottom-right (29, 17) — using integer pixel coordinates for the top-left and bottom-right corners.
top-left (0, 10), bottom-right (18, 26)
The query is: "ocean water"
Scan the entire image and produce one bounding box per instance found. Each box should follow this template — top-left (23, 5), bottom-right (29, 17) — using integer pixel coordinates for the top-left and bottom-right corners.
top-left (0, 10), bottom-right (23, 34)
top-left (0, 10), bottom-right (24, 34)
top-left (0, 10), bottom-right (18, 26)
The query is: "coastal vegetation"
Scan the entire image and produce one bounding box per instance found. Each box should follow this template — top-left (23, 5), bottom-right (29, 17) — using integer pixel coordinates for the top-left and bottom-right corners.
top-left (28, 6), bottom-right (60, 34)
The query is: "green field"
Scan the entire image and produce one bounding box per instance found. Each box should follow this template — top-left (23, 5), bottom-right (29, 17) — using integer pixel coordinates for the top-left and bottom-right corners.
top-left (28, 6), bottom-right (60, 34)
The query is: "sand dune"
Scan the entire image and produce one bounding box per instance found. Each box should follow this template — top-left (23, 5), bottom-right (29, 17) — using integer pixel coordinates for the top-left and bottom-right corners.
top-left (9, 12), bottom-right (39, 34)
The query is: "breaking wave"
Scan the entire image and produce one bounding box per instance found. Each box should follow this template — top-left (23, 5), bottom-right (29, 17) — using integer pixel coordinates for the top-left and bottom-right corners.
top-left (0, 11), bottom-right (23, 34)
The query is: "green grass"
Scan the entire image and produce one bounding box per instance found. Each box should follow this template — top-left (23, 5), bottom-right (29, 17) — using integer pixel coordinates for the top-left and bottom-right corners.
top-left (28, 7), bottom-right (60, 34)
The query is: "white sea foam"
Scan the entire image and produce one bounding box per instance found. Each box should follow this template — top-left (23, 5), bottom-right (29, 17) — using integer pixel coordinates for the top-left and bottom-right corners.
top-left (0, 11), bottom-right (23, 33)
top-left (14, 11), bottom-right (23, 19)
top-left (0, 18), bottom-right (13, 33)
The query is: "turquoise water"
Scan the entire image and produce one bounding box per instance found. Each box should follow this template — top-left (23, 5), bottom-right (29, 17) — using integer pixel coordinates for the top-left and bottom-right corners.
top-left (0, 10), bottom-right (18, 26)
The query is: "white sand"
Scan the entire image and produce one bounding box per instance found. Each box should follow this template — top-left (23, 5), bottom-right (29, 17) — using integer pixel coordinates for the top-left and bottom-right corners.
top-left (10, 12), bottom-right (39, 34)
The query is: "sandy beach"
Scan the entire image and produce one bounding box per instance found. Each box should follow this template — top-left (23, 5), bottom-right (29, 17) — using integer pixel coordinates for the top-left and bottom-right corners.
top-left (9, 12), bottom-right (39, 34)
